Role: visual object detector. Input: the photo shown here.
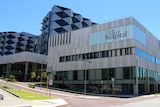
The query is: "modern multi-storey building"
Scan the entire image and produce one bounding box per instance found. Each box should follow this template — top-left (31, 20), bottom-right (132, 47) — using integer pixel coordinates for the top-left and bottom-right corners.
top-left (0, 5), bottom-right (160, 95)
top-left (0, 5), bottom-right (95, 81)
top-left (0, 32), bottom-right (37, 56)
top-left (39, 5), bottom-right (96, 54)
top-left (0, 31), bottom-right (47, 81)
top-left (48, 17), bottom-right (160, 95)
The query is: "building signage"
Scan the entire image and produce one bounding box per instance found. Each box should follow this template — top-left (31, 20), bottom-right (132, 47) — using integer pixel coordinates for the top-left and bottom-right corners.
top-left (89, 25), bottom-right (132, 45)
top-left (89, 24), bottom-right (146, 45)
top-left (105, 30), bottom-right (127, 40)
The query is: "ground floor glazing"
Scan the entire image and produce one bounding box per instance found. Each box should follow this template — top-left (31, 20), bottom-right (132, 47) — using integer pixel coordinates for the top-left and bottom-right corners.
top-left (0, 62), bottom-right (46, 81)
top-left (53, 66), bottom-right (160, 95)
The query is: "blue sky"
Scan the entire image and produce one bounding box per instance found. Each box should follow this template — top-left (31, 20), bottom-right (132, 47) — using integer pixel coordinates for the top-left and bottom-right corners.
top-left (0, 0), bottom-right (159, 38)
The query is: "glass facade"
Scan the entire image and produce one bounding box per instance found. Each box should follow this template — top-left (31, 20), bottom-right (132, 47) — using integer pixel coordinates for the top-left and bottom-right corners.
top-left (54, 67), bottom-right (137, 94)
top-left (89, 24), bottom-right (146, 46)
top-left (59, 47), bottom-right (133, 62)
top-left (53, 66), bottom-right (160, 95)
top-left (136, 48), bottom-right (160, 64)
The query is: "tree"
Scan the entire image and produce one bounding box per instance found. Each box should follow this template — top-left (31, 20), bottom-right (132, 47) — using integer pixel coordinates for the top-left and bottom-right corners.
top-left (42, 72), bottom-right (47, 81)
top-left (36, 75), bottom-right (41, 81)
top-left (31, 71), bottom-right (36, 82)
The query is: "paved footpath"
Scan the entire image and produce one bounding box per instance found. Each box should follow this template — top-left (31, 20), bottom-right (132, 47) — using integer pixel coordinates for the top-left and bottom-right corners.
top-left (1, 79), bottom-right (160, 107)
top-left (0, 80), bottom-right (67, 107)
top-left (113, 95), bottom-right (160, 107)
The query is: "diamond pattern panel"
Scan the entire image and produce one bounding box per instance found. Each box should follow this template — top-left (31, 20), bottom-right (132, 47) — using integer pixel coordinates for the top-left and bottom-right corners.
top-left (0, 32), bottom-right (36, 56)
top-left (39, 5), bottom-right (97, 54)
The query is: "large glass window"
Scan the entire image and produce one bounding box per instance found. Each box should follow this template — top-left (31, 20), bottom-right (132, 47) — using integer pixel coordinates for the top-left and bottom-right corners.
top-left (109, 68), bottom-right (115, 79)
top-left (102, 69), bottom-right (109, 80)
top-left (123, 67), bottom-right (130, 79)
top-left (131, 67), bottom-right (135, 79)
top-left (59, 71), bottom-right (63, 80)
top-left (139, 68), bottom-right (143, 80)
top-left (63, 71), bottom-right (68, 80)
top-left (73, 71), bottom-right (77, 80)
top-left (136, 48), bottom-right (156, 63)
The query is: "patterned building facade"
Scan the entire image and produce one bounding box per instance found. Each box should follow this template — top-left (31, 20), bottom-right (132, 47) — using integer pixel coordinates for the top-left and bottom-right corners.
top-left (0, 32), bottom-right (38, 56)
top-left (39, 5), bottom-right (96, 54)
top-left (0, 5), bottom-right (96, 81)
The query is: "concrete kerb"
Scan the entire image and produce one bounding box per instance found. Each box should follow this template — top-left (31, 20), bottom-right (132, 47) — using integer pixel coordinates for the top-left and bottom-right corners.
top-left (14, 81), bottom-right (100, 100)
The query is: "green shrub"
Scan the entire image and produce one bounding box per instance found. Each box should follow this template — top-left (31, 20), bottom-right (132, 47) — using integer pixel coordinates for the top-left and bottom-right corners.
top-left (2, 85), bottom-right (10, 89)
top-left (4, 75), bottom-right (17, 82)
top-left (4, 78), bottom-right (9, 82)
top-left (28, 84), bottom-right (35, 88)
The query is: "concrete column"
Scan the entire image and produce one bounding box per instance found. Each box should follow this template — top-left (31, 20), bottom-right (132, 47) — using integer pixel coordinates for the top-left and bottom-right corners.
top-left (6, 64), bottom-right (11, 77)
top-left (147, 70), bottom-right (150, 93)
top-left (134, 67), bottom-right (139, 95)
top-left (24, 62), bottom-right (28, 81)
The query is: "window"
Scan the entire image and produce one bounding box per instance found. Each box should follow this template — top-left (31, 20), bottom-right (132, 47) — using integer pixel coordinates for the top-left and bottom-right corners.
top-left (130, 48), bottom-right (132, 54)
top-left (72, 55), bottom-right (76, 61)
top-left (63, 71), bottom-right (68, 80)
top-left (101, 51), bottom-right (108, 57)
top-left (83, 54), bottom-right (87, 59)
top-left (139, 68), bottom-right (143, 80)
top-left (90, 53), bottom-right (94, 59)
top-left (125, 48), bottom-right (129, 55)
top-left (109, 68), bottom-right (115, 79)
top-left (122, 48), bottom-right (125, 55)
top-left (79, 54), bottom-right (83, 60)
top-left (102, 69), bottom-right (109, 80)
top-left (130, 67), bottom-right (135, 79)
top-left (112, 50), bottom-right (115, 56)
top-left (86, 53), bottom-right (90, 59)
top-left (59, 57), bottom-right (63, 62)
top-left (72, 17), bottom-right (80, 23)
top-left (123, 67), bottom-right (130, 79)
top-left (71, 24), bottom-right (79, 30)
top-left (59, 72), bottom-right (63, 80)
top-left (55, 72), bottom-right (59, 80)
top-left (117, 49), bottom-right (120, 56)
top-left (55, 28), bottom-right (67, 34)
top-left (70, 56), bottom-right (73, 61)
top-left (108, 50), bottom-right (112, 57)
top-left (94, 52), bottom-right (99, 58)
top-left (59, 47), bottom-right (134, 62)
top-left (56, 12), bottom-right (69, 18)
top-left (55, 20), bottom-right (69, 26)
top-left (73, 71), bottom-right (77, 80)
top-left (66, 56), bottom-right (70, 62)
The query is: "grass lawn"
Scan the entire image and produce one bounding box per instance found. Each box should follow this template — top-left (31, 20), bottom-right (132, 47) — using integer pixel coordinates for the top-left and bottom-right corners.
top-left (9, 89), bottom-right (56, 100)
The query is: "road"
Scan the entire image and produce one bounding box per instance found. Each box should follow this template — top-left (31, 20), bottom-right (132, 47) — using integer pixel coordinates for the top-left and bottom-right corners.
top-left (1, 80), bottom-right (160, 107)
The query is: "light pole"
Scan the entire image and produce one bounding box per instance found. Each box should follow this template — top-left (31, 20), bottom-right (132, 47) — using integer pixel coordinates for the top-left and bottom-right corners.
top-left (83, 60), bottom-right (92, 95)
top-left (40, 64), bottom-right (43, 90)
